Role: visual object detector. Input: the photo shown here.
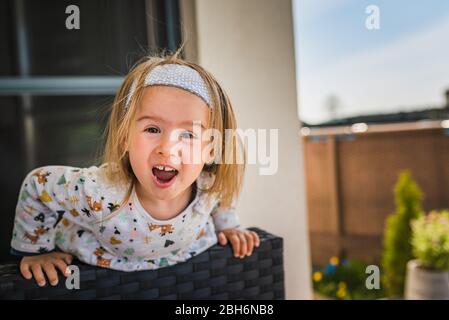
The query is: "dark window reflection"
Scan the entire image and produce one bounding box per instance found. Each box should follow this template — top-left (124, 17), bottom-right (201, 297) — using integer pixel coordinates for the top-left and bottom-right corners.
top-left (25, 0), bottom-right (149, 76)
top-left (0, 95), bottom-right (113, 261)
top-left (0, 0), bottom-right (182, 260)
top-left (31, 95), bottom-right (112, 166)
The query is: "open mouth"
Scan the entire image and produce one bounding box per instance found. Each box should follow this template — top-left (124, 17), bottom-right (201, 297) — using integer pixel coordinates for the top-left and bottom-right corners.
top-left (151, 165), bottom-right (179, 186)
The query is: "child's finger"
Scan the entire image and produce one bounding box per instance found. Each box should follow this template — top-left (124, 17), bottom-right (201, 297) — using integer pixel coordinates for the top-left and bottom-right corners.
top-left (245, 232), bottom-right (254, 256)
top-left (229, 234), bottom-right (240, 258)
top-left (237, 233), bottom-right (247, 258)
top-left (218, 232), bottom-right (227, 245)
top-left (63, 254), bottom-right (73, 265)
top-left (31, 264), bottom-right (46, 287)
top-left (20, 262), bottom-right (32, 280)
top-left (42, 262), bottom-right (59, 286)
top-left (56, 252), bottom-right (73, 265)
top-left (250, 231), bottom-right (260, 247)
top-left (53, 259), bottom-right (70, 277)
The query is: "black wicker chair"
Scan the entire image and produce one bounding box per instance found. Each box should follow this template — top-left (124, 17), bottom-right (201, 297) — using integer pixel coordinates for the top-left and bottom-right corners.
top-left (0, 227), bottom-right (284, 300)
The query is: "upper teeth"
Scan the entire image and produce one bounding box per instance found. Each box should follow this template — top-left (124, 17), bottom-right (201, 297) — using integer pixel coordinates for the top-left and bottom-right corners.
top-left (154, 165), bottom-right (176, 172)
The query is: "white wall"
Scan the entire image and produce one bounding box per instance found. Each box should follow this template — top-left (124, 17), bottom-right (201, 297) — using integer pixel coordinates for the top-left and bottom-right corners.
top-left (191, 0), bottom-right (311, 299)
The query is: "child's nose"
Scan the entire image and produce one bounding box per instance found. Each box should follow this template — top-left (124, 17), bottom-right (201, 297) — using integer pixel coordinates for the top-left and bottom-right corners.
top-left (155, 132), bottom-right (181, 158)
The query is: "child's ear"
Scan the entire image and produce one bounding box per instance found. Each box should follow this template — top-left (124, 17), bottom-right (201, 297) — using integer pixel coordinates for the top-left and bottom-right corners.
top-left (203, 146), bottom-right (217, 169)
top-left (204, 148), bottom-right (215, 165)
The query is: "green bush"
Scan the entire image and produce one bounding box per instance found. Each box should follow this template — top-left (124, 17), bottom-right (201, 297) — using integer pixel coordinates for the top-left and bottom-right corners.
top-left (411, 210), bottom-right (449, 271)
top-left (381, 170), bottom-right (424, 297)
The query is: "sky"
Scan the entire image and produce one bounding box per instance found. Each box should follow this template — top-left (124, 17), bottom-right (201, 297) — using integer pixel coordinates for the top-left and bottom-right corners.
top-left (293, 0), bottom-right (449, 124)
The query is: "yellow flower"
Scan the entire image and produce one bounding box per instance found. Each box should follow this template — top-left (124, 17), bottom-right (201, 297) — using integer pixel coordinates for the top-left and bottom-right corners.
top-left (336, 288), bottom-right (346, 299)
top-left (329, 256), bottom-right (339, 266)
top-left (338, 281), bottom-right (347, 289)
top-left (312, 271), bottom-right (323, 282)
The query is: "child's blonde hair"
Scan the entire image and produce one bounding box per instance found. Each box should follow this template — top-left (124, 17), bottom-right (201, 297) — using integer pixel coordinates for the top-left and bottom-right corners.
top-left (101, 48), bottom-right (245, 209)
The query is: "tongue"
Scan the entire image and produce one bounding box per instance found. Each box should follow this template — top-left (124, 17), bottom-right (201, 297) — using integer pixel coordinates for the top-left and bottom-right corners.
top-left (153, 168), bottom-right (177, 182)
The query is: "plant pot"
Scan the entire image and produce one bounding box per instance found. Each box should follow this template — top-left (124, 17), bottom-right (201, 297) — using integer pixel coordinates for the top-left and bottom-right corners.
top-left (405, 259), bottom-right (449, 300)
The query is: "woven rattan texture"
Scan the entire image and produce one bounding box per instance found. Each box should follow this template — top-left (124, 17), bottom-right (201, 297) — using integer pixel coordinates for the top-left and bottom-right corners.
top-left (0, 227), bottom-right (284, 300)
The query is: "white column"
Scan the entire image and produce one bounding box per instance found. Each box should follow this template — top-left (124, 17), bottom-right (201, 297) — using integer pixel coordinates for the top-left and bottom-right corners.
top-left (193, 0), bottom-right (311, 299)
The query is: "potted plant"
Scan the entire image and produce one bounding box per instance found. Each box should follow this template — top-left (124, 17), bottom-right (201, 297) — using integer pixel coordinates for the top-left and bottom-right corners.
top-left (405, 210), bottom-right (449, 299)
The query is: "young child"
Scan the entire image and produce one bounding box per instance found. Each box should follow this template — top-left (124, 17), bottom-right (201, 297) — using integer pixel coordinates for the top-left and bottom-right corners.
top-left (10, 50), bottom-right (260, 287)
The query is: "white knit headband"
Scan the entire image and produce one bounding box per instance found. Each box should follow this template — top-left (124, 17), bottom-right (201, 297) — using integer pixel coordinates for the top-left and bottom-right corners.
top-left (124, 64), bottom-right (212, 110)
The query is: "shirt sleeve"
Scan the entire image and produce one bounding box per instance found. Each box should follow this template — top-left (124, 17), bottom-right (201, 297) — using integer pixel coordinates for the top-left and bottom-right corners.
top-left (10, 247), bottom-right (58, 257)
top-left (210, 197), bottom-right (241, 231)
top-left (10, 165), bottom-right (112, 254)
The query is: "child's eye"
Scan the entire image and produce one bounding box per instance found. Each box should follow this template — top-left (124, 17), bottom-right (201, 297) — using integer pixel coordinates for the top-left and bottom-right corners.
top-left (180, 131), bottom-right (197, 140)
top-left (145, 126), bottom-right (160, 134)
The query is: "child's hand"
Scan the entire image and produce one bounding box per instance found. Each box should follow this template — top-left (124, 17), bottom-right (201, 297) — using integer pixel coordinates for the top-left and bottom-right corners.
top-left (20, 252), bottom-right (73, 287)
top-left (217, 228), bottom-right (260, 258)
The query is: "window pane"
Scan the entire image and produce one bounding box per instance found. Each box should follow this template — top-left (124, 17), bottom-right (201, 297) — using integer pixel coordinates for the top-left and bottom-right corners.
top-left (0, 95), bottom-right (112, 260)
top-left (0, 0), bottom-right (182, 261)
top-left (0, 1), bottom-right (16, 76)
top-left (30, 95), bottom-right (112, 166)
top-left (0, 96), bottom-right (26, 261)
top-left (24, 0), bottom-right (150, 75)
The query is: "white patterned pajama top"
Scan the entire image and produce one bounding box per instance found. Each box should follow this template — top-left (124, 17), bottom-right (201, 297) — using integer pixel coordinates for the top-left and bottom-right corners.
top-left (10, 164), bottom-right (240, 271)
